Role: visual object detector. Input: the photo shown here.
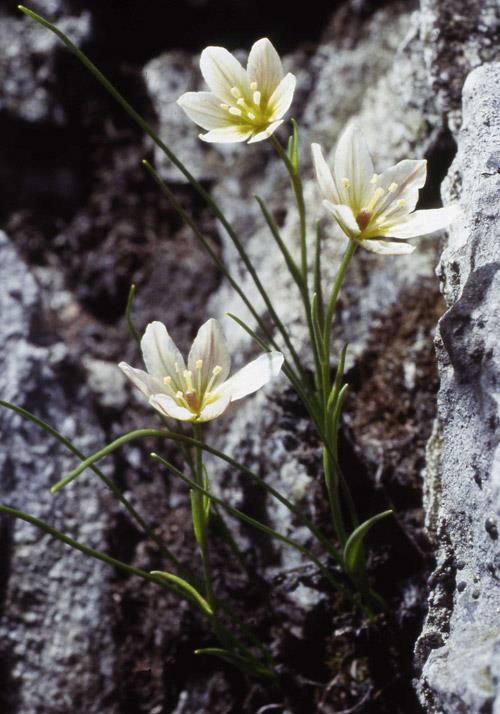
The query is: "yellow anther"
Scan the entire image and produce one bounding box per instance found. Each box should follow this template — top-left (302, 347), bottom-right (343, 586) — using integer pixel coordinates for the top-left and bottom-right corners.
top-left (236, 97), bottom-right (246, 106)
top-left (250, 81), bottom-right (258, 91)
top-left (220, 103), bottom-right (229, 109)
top-left (229, 106), bottom-right (242, 117)
top-left (388, 182), bottom-right (398, 193)
top-left (370, 173), bottom-right (379, 184)
top-left (212, 365), bottom-right (222, 376)
top-left (195, 359), bottom-right (203, 370)
top-left (397, 199), bottom-right (406, 208)
top-left (341, 177), bottom-right (350, 189)
top-left (230, 86), bottom-right (241, 98)
top-left (175, 390), bottom-right (183, 400)
top-left (252, 90), bottom-right (261, 106)
top-left (164, 376), bottom-right (172, 385)
top-left (247, 112), bottom-right (256, 120)
top-left (206, 364), bottom-right (223, 394)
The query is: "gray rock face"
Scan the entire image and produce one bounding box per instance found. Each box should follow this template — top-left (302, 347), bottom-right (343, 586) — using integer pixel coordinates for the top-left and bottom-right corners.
top-left (416, 62), bottom-right (500, 714)
top-left (0, 232), bottom-right (116, 714)
top-left (0, 8), bottom-right (90, 124)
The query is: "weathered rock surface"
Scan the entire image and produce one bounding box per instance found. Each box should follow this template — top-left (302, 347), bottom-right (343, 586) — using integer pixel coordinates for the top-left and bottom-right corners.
top-left (0, 231), bottom-right (116, 714)
top-left (416, 61), bottom-right (500, 714)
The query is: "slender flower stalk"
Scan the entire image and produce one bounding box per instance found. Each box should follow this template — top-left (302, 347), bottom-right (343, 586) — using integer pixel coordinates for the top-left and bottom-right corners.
top-left (312, 124), bottom-right (458, 254)
top-left (178, 38), bottom-right (296, 144)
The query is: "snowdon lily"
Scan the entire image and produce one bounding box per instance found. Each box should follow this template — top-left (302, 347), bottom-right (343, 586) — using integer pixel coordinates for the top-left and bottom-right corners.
top-left (177, 37), bottom-right (296, 144)
top-left (119, 319), bottom-right (283, 422)
top-left (312, 125), bottom-right (458, 254)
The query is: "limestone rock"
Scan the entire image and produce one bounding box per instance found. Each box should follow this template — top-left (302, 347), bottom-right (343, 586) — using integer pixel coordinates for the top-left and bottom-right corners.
top-left (0, 232), bottom-right (116, 714)
top-left (416, 61), bottom-right (500, 714)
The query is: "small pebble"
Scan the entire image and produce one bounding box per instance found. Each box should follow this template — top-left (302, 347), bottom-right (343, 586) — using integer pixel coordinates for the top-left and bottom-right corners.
top-left (472, 588), bottom-right (480, 600)
top-left (457, 581), bottom-right (467, 592)
top-left (485, 517), bottom-right (498, 539)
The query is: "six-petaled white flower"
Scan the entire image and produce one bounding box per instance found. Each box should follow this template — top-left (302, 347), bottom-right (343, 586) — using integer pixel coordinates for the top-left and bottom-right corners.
top-left (177, 37), bottom-right (296, 144)
top-left (119, 319), bottom-right (284, 422)
top-left (311, 124), bottom-right (458, 255)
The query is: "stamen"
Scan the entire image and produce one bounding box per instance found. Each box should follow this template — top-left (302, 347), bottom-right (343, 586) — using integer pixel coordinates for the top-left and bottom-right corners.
top-left (341, 178), bottom-right (350, 189)
top-left (370, 173), bottom-right (379, 184)
top-left (183, 369), bottom-right (194, 392)
top-left (229, 107), bottom-right (243, 117)
top-left (206, 365), bottom-right (223, 394)
top-left (397, 199), bottom-right (406, 208)
top-left (236, 97), bottom-right (246, 106)
top-left (247, 112), bottom-right (256, 120)
top-left (230, 86), bottom-right (241, 98)
top-left (365, 187), bottom-right (385, 213)
top-left (164, 376), bottom-right (172, 386)
top-left (220, 103), bottom-right (229, 110)
top-left (195, 359), bottom-right (203, 370)
top-left (250, 81), bottom-right (258, 91)
top-left (253, 90), bottom-right (261, 106)
top-left (175, 390), bottom-right (183, 400)
top-left (388, 182), bottom-right (398, 193)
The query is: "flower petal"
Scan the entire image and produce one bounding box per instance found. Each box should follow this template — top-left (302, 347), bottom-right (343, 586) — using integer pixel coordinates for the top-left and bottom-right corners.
top-left (141, 321), bottom-right (185, 384)
top-left (199, 126), bottom-right (253, 143)
top-left (119, 362), bottom-right (166, 398)
top-left (247, 37), bottom-right (283, 99)
top-left (187, 318), bottom-right (231, 390)
top-left (149, 394), bottom-right (194, 422)
top-left (247, 120), bottom-right (283, 144)
top-left (324, 201), bottom-right (361, 239)
top-left (375, 159), bottom-right (427, 215)
top-left (383, 206), bottom-right (459, 239)
top-left (334, 124), bottom-right (374, 210)
top-left (267, 73), bottom-right (296, 120)
top-left (200, 46), bottom-right (250, 104)
top-left (311, 143), bottom-right (340, 204)
top-left (217, 351), bottom-right (284, 402)
top-left (362, 239), bottom-right (415, 255)
top-left (198, 392), bottom-right (232, 422)
top-left (177, 91), bottom-right (233, 130)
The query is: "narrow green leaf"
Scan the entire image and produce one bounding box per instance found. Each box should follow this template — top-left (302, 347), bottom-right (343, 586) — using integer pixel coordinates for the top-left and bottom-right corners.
top-left (194, 648), bottom-right (274, 678)
top-left (290, 118), bottom-right (299, 172)
top-left (150, 570), bottom-right (213, 616)
top-left (0, 504), bottom-right (196, 604)
top-left (343, 510), bottom-right (393, 580)
top-left (190, 490), bottom-right (203, 548)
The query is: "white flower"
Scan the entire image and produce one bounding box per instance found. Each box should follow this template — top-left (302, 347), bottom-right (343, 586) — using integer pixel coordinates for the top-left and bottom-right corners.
top-left (119, 319), bottom-right (284, 422)
top-left (311, 124), bottom-right (459, 255)
top-left (177, 37), bottom-right (296, 144)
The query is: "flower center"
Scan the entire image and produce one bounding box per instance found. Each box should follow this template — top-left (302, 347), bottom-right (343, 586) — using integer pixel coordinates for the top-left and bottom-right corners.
top-left (220, 82), bottom-right (267, 128)
top-left (164, 363), bottom-right (223, 415)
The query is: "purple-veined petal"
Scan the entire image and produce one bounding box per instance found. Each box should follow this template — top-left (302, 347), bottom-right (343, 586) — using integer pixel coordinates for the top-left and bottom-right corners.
top-left (216, 351), bottom-right (284, 402)
top-left (383, 206), bottom-right (459, 239)
top-left (374, 160), bottom-right (426, 216)
top-left (119, 362), bottom-right (165, 398)
top-left (324, 201), bottom-right (361, 239)
top-left (187, 318), bottom-right (231, 390)
top-left (267, 73), bottom-right (296, 120)
top-left (199, 125), bottom-right (253, 143)
top-left (311, 143), bottom-right (339, 204)
top-left (198, 392), bottom-right (232, 422)
top-left (247, 37), bottom-right (283, 100)
top-left (200, 46), bottom-right (251, 104)
top-left (334, 124), bottom-right (374, 210)
top-left (177, 91), bottom-right (233, 130)
top-left (362, 239), bottom-right (415, 255)
top-left (141, 322), bottom-right (185, 384)
top-left (247, 120), bottom-right (283, 143)
top-left (149, 394), bottom-right (194, 422)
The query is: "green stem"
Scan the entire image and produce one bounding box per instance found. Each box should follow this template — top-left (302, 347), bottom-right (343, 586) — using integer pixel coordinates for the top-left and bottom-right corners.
top-left (192, 424), bottom-right (216, 611)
